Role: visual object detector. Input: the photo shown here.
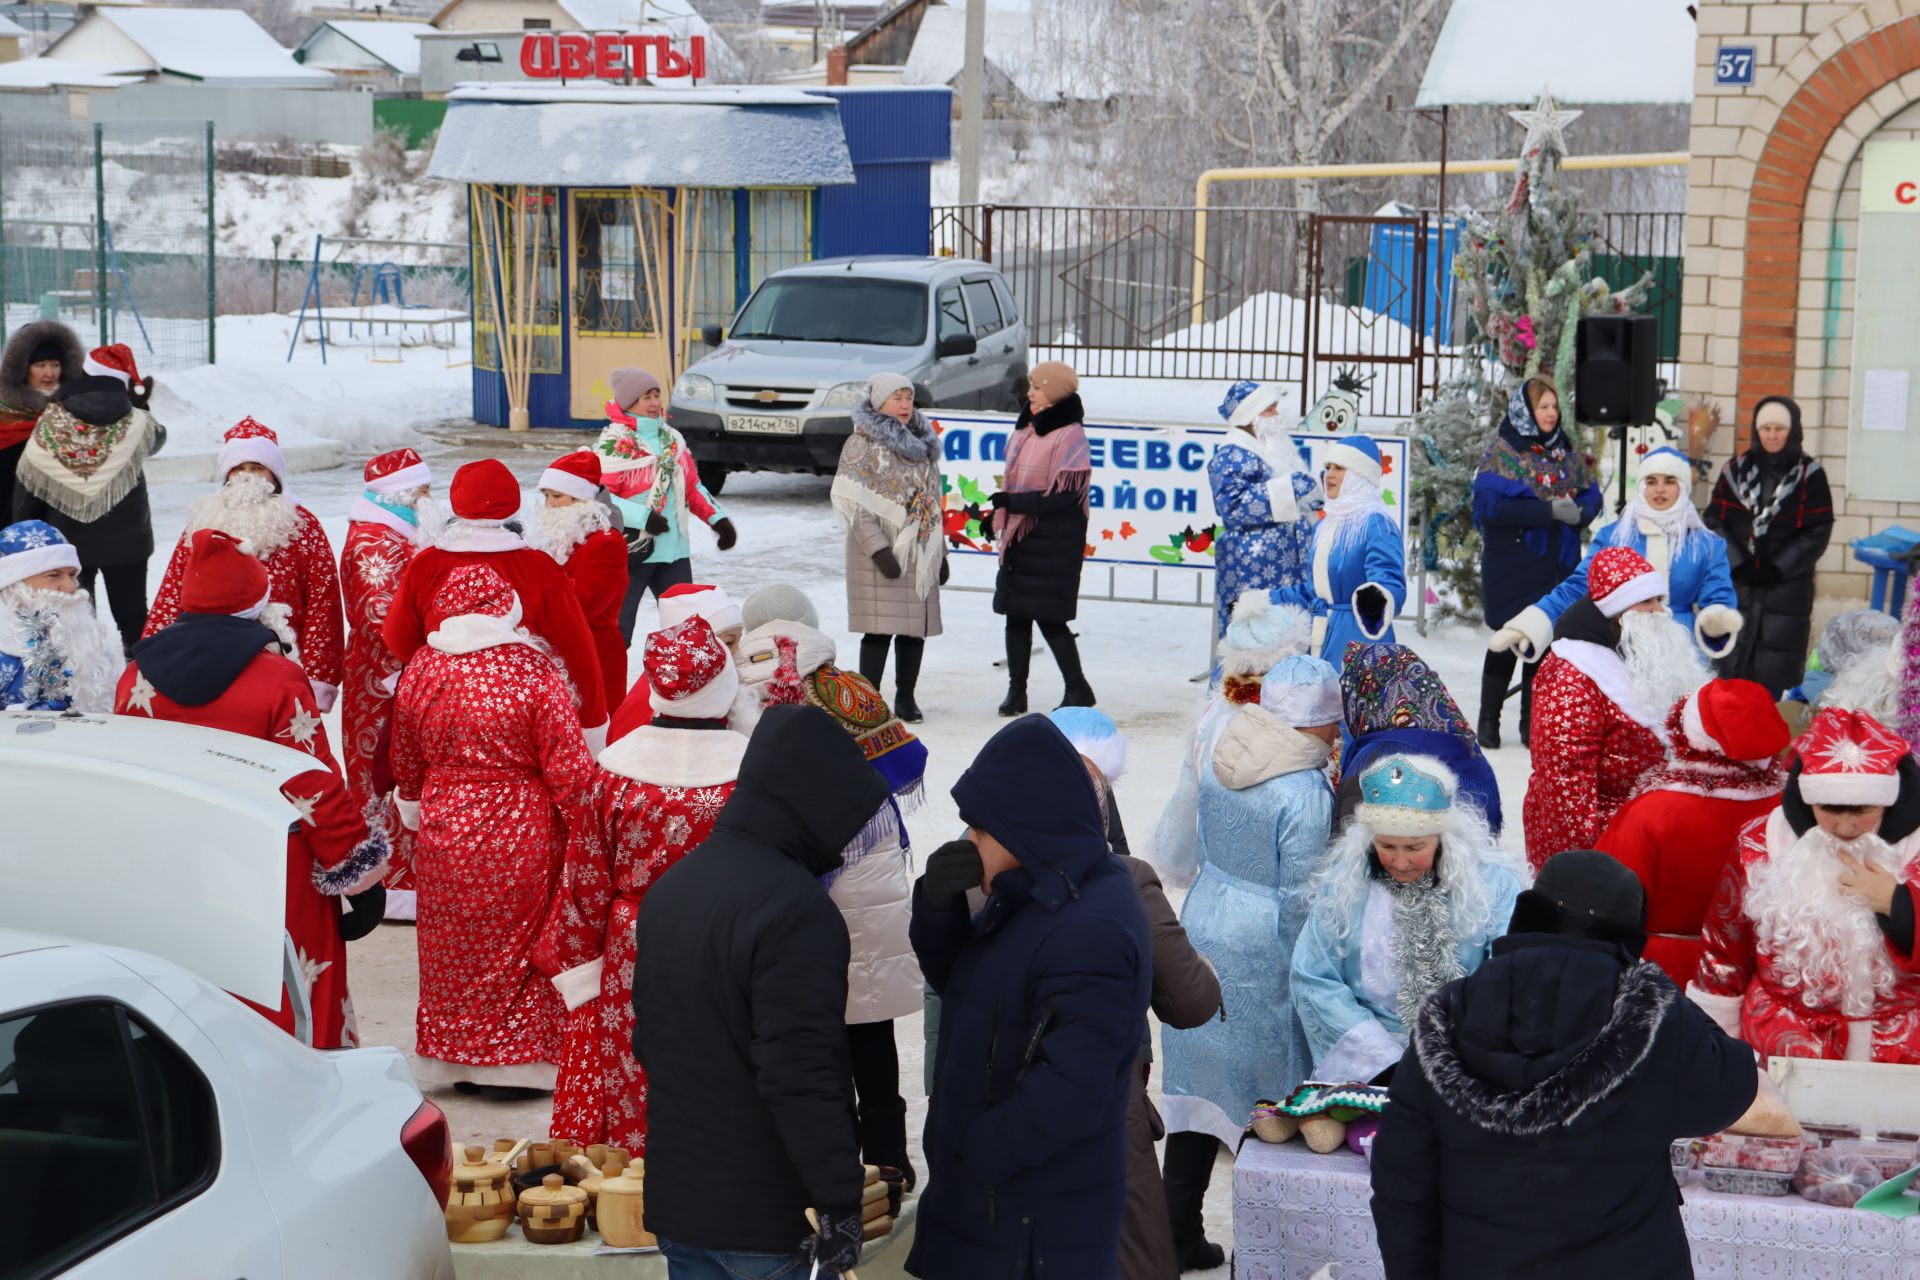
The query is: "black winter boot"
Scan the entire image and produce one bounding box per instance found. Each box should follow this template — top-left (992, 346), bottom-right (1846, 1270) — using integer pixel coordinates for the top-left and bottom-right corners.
top-left (858, 634), bottom-right (890, 688)
top-left (1041, 623), bottom-right (1096, 708)
top-left (1478, 649), bottom-right (1513, 751)
top-left (1000, 622), bottom-right (1031, 716)
top-left (1163, 1131), bottom-right (1224, 1271)
top-left (892, 636), bottom-right (925, 723)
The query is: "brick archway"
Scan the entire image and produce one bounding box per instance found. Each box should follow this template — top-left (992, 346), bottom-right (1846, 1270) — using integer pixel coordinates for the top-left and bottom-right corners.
top-left (1739, 16), bottom-right (1920, 425)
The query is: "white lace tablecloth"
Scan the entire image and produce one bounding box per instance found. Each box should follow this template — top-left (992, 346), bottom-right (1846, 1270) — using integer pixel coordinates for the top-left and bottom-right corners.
top-left (1232, 1141), bottom-right (1920, 1279)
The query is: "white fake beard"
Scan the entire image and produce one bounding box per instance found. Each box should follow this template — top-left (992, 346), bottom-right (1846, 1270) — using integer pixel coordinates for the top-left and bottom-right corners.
top-left (1821, 642), bottom-right (1903, 724)
top-left (409, 494), bottom-right (448, 548)
top-left (186, 471), bottom-right (298, 558)
top-left (0, 583), bottom-right (124, 712)
top-left (1746, 826), bottom-right (1905, 1017)
top-left (1619, 607), bottom-right (1709, 715)
top-left (257, 601), bottom-right (301, 663)
top-left (529, 501), bottom-right (612, 561)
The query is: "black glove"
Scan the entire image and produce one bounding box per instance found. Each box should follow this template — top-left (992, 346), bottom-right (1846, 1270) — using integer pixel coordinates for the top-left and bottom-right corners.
top-left (873, 547), bottom-right (903, 579)
top-left (988, 490), bottom-right (1009, 509)
top-left (921, 839), bottom-right (983, 908)
top-left (799, 1207), bottom-right (864, 1276)
top-left (938, 557), bottom-right (951, 586)
top-left (713, 518), bottom-right (738, 551)
top-left (339, 883), bottom-right (386, 942)
top-left (1355, 584), bottom-right (1389, 625)
top-left (622, 526), bottom-right (653, 555)
top-left (644, 510), bottom-right (671, 536)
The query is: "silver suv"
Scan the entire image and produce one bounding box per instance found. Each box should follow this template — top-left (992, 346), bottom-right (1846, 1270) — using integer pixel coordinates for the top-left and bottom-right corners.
top-left (667, 256), bottom-right (1028, 491)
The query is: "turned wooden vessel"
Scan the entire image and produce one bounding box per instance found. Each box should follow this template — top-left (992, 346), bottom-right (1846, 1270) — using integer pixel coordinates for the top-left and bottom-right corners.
top-left (518, 1173), bottom-right (588, 1245)
top-left (577, 1161), bottom-right (619, 1229)
top-left (444, 1146), bottom-right (514, 1243)
top-left (594, 1162), bottom-right (656, 1249)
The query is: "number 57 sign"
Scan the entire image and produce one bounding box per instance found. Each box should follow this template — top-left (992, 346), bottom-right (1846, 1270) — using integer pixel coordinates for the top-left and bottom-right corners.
top-left (1716, 46), bottom-right (1756, 87)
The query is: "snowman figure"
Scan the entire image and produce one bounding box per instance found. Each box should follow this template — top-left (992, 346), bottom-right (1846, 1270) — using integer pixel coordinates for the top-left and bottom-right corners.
top-left (1305, 368), bottom-right (1371, 435)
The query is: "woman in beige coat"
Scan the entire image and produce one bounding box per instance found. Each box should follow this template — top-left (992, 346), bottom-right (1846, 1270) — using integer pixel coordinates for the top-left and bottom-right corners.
top-left (831, 372), bottom-right (947, 721)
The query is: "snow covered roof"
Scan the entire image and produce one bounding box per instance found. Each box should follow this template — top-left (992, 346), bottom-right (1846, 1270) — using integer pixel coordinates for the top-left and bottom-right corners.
top-left (901, 1), bottom-right (1136, 104)
top-left (429, 86), bottom-right (855, 187)
top-left (1415, 0), bottom-right (1695, 107)
top-left (0, 58), bottom-right (147, 90)
top-left (0, 15), bottom-right (29, 39)
top-left (306, 20), bottom-right (435, 75)
top-left (47, 7), bottom-right (337, 86)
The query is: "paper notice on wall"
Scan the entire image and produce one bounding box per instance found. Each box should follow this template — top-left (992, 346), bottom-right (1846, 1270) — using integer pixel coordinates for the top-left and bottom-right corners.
top-left (1863, 369), bottom-right (1910, 433)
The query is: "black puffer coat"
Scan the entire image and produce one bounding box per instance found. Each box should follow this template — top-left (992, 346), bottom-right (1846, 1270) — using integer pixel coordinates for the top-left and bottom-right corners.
top-left (1370, 934), bottom-right (1757, 1280)
top-left (992, 394), bottom-right (1089, 624)
top-left (630, 704), bottom-right (890, 1254)
top-left (0, 321), bottom-right (85, 523)
top-left (11, 378), bottom-right (166, 567)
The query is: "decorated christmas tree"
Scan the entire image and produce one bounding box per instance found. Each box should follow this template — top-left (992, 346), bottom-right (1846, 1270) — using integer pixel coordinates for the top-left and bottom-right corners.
top-left (1412, 92), bottom-right (1653, 621)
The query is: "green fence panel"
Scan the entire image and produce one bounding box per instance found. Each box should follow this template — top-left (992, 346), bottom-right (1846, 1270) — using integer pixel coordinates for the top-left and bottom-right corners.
top-left (373, 99), bottom-right (449, 149)
top-left (1592, 253), bottom-right (1682, 362)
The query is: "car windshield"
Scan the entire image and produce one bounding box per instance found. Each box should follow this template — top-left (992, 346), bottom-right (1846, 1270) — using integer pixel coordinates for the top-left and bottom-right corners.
top-left (729, 276), bottom-right (929, 347)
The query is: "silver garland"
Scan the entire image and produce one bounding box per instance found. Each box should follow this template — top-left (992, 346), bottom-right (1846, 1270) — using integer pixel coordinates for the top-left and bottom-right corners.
top-left (1388, 872), bottom-right (1463, 1029)
top-left (16, 606), bottom-right (74, 709)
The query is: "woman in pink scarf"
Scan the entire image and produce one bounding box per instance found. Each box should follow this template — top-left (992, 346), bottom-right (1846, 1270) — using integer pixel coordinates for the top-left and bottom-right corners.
top-left (988, 361), bottom-right (1094, 714)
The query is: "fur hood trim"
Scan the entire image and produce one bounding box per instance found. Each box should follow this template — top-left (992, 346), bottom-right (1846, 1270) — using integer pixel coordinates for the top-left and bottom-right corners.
top-left (0, 321), bottom-right (85, 417)
top-left (1412, 959), bottom-right (1673, 1135)
top-left (850, 400), bottom-right (937, 462)
top-left (597, 724), bottom-right (749, 788)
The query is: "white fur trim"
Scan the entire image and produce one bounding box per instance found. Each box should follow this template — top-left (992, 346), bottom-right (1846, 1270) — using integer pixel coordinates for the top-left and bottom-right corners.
top-left (551, 958), bottom-right (604, 1012)
top-left (1681, 689), bottom-right (1718, 757)
top-left (1323, 440), bottom-right (1383, 487)
top-left (1064, 731), bottom-right (1128, 782)
top-left (738, 619), bottom-right (838, 686)
top-left (366, 461), bottom-right (431, 496)
top-left (1226, 384), bottom-right (1284, 430)
top-left (1351, 581), bottom-right (1394, 641)
top-left (538, 467), bottom-right (600, 503)
top-left (659, 587), bottom-right (743, 637)
top-left (584, 722), bottom-right (607, 755)
top-left (82, 353), bottom-right (131, 385)
top-left (434, 520), bottom-right (525, 553)
top-left (1315, 1016), bottom-right (1406, 1084)
top-left (395, 796), bottom-right (421, 831)
top-left (218, 436), bottom-right (288, 490)
top-left (1797, 770), bottom-right (1901, 807)
top-left (1846, 1020), bottom-right (1875, 1063)
top-left (348, 497), bottom-right (421, 542)
top-left (1686, 983), bottom-right (1743, 1038)
top-left (0, 541), bottom-right (80, 590)
top-left (427, 597), bottom-right (535, 656)
top-left (382, 888), bottom-right (416, 921)
top-left (652, 657), bottom-right (741, 719)
top-left (1639, 451), bottom-right (1692, 482)
top-left (379, 668), bottom-right (402, 697)
top-left (1594, 569), bottom-right (1669, 618)
top-left (233, 587), bottom-right (273, 621)
top-left (1694, 605), bottom-right (1743, 659)
top-left (597, 724), bottom-right (750, 787)
top-left (309, 679), bottom-right (338, 714)
top-left (1354, 803), bottom-right (1447, 837)
top-left (1549, 638), bottom-right (1663, 732)
top-left (1511, 606), bottom-right (1554, 664)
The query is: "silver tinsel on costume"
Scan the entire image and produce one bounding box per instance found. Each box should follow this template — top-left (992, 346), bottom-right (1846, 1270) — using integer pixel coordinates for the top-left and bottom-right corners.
top-left (17, 606), bottom-right (74, 708)
top-left (1389, 872), bottom-right (1463, 1029)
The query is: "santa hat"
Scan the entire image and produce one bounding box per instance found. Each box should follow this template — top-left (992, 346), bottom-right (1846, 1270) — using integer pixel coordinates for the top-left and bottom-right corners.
top-left (646, 615), bottom-right (740, 719)
top-left (1355, 752), bottom-right (1460, 837)
top-left (1221, 380), bottom-right (1284, 430)
top-left (449, 458), bottom-right (523, 522)
top-left (1679, 679), bottom-right (1790, 765)
top-left (0, 520), bottom-right (81, 590)
top-left (659, 582), bottom-right (744, 638)
top-left (179, 529), bottom-right (271, 617)
top-left (1219, 589), bottom-right (1313, 680)
top-left (364, 447), bottom-right (431, 496)
top-left (1639, 446), bottom-right (1692, 483)
top-left (1048, 706), bottom-right (1128, 781)
top-left (1260, 653), bottom-right (1342, 728)
top-left (1323, 434), bottom-right (1383, 487)
top-left (1795, 708), bottom-right (1907, 807)
top-left (82, 343), bottom-right (139, 387)
top-left (426, 563), bottom-right (519, 633)
top-left (539, 450), bottom-right (602, 502)
top-left (218, 417), bottom-right (288, 492)
top-left (1588, 546), bottom-right (1667, 618)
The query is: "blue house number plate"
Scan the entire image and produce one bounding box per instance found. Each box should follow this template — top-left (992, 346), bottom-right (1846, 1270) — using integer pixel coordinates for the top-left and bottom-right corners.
top-left (1716, 46), bottom-right (1756, 87)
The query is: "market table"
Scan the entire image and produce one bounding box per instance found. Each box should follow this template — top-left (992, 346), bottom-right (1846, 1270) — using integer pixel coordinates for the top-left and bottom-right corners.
top-left (450, 1197), bottom-right (917, 1279)
top-left (1232, 1139), bottom-right (1920, 1279)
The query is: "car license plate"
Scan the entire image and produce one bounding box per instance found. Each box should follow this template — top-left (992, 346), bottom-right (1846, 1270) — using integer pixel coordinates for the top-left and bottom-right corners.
top-left (727, 414), bottom-right (800, 435)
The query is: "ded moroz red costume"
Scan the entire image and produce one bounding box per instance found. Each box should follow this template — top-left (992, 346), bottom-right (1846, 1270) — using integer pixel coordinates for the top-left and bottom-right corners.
top-left (604, 582), bottom-right (744, 743)
top-left (391, 564), bottom-right (597, 1088)
top-left (536, 615), bottom-right (748, 1150)
top-left (535, 449), bottom-right (631, 719)
top-left (119, 529), bottom-right (385, 1048)
top-left (1596, 678), bottom-right (1789, 984)
top-left (144, 419), bottom-right (346, 709)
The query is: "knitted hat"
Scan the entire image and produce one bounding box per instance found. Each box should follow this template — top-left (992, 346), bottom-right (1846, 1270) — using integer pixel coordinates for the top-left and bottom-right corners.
top-left (1219, 590), bottom-right (1313, 679)
top-left (1048, 706), bottom-right (1128, 780)
top-left (1510, 849), bottom-right (1648, 953)
top-left (1323, 434), bottom-right (1383, 487)
top-left (539, 449), bottom-right (602, 502)
top-left (646, 615), bottom-right (739, 718)
top-left (1639, 446), bottom-right (1692, 483)
top-left (1029, 361), bottom-right (1078, 400)
top-left (659, 582), bottom-right (743, 637)
top-left (0, 520), bottom-right (80, 590)
top-left (363, 447), bottom-right (431, 496)
top-left (426, 563), bottom-right (518, 633)
top-left (1796, 708), bottom-right (1907, 807)
top-left (1260, 654), bottom-right (1342, 728)
top-left (179, 529), bottom-right (270, 616)
top-left (867, 372), bottom-right (914, 409)
top-left (610, 367), bottom-right (661, 411)
top-left (1354, 752), bottom-right (1458, 837)
top-left (218, 417), bottom-right (288, 491)
top-left (1679, 679), bottom-right (1790, 765)
top-left (449, 458), bottom-right (522, 522)
top-left (741, 583), bottom-right (820, 633)
top-left (1587, 545), bottom-right (1667, 617)
top-left (82, 343), bottom-right (139, 387)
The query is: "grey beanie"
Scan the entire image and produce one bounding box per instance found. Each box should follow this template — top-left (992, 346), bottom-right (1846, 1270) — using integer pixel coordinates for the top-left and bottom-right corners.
top-left (741, 583), bottom-right (820, 634)
top-left (610, 367), bottom-right (662, 411)
top-left (867, 372), bottom-right (914, 409)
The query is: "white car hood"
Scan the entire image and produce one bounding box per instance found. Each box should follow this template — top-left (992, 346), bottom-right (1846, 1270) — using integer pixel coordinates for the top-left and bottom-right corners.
top-left (0, 711), bottom-right (312, 1006)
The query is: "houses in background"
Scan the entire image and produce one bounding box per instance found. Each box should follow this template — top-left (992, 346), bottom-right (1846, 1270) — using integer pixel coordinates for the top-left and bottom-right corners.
top-left (295, 19), bottom-right (437, 92)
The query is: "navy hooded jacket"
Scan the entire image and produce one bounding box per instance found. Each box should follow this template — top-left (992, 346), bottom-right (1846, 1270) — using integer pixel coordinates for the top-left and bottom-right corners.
top-left (907, 714), bottom-right (1151, 1280)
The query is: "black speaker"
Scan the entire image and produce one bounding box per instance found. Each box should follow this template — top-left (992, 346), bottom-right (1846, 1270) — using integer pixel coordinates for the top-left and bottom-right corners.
top-left (1575, 314), bottom-right (1659, 424)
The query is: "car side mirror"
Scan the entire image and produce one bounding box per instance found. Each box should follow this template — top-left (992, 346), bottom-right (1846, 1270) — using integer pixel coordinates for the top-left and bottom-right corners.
top-left (936, 333), bottom-right (978, 358)
top-left (701, 323), bottom-right (724, 347)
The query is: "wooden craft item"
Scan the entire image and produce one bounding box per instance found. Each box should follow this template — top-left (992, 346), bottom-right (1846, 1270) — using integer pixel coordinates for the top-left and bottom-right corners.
top-left (1252, 1111), bottom-right (1301, 1144)
top-left (586, 1144), bottom-right (610, 1168)
top-left (578, 1162), bottom-right (616, 1229)
top-left (444, 1145), bottom-right (514, 1244)
top-left (595, 1162), bottom-right (656, 1249)
top-left (494, 1137), bottom-right (531, 1172)
top-left (518, 1173), bottom-right (588, 1245)
top-left (560, 1153), bottom-right (598, 1184)
top-left (860, 1180), bottom-right (889, 1208)
top-left (862, 1215), bottom-right (892, 1243)
top-left (1300, 1115), bottom-right (1347, 1154)
top-left (860, 1196), bottom-right (889, 1226)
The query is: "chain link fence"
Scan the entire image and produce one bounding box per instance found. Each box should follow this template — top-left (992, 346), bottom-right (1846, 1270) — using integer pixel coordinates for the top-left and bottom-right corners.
top-left (1, 120), bottom-right (214, 371)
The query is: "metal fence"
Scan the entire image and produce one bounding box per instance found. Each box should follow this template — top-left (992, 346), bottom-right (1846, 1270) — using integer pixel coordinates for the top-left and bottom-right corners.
top-left (1, 120), bottom-right (215, 371)
top-left (931, 203), bottom-right (1685, 418)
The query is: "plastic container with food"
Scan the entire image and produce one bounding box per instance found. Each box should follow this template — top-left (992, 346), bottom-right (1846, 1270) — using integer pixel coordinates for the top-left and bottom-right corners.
top-left (1670, 1139), bottom-right (1696, 1186)
top-left (1828, 1139), bottom-right (1919, 1183)
top-left (1703, 1167), bottom-right (1795, 1197)
top-left (1700, 1134), bottom-right (1808, 1173)
top-left (1797, 1121), bottom-right (1861, 1146)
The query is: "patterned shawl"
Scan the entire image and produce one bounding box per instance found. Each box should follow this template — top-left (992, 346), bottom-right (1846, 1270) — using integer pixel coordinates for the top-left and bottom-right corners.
top-left (1724, 451), bottom-right (1822, 545)
top-left (1476, 426), bottom-right (1593, 504)
top-left (15, 403), bottom-right (158, 523)
top-left (1340, 640), bottom-right (1475, 741)
top-left (993, 395), bottom-right (1090, 560)
top-left (831, 402), bottom-right (944, 599)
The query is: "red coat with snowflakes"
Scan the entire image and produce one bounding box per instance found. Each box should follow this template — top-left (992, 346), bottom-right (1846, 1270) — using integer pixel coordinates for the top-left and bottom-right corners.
top-left (391, 638), bottom-right (597, 1079)
top-left (383, 536), bottom-right (609, 731)
top-left (557, 527), bottom-right (630, 721)
top-left (145, 505), bottom-right (347, 700)
top-left (533, 724), bottom-right (748, 1150)
top-left (1690, 808), bottom-right (1920, 1064)
top-left (1522, 648), bottom-right (1669, 872)
top-left (340, 514), bottom-right (417, 902)
top-left (116, 636), bottom-right (384, 1049)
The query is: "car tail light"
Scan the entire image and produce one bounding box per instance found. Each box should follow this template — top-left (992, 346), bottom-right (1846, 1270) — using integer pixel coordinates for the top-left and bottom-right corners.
top-left (401, 1099), bottom-right (452, 1207)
